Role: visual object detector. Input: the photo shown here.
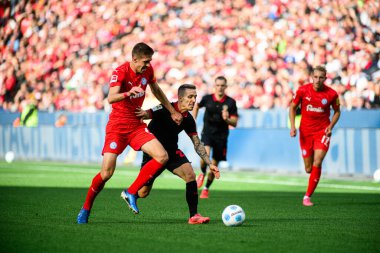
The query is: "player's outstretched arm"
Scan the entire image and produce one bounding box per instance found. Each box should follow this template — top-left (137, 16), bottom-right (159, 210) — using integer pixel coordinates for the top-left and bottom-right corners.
top-left (149, 81), bottom-right (182, 125)
top-left (190, 134), bottom-right (220, 179)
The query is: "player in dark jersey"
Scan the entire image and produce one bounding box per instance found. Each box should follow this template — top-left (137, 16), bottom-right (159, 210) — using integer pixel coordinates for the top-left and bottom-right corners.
top-left (135, 84), bottom-right (220, 224)
top-left (77, 42), bottom-right (182, 224)
top-left (289, 65), bottom-right (341, 206)
top-left (193, 76), bottom-right (238, 199)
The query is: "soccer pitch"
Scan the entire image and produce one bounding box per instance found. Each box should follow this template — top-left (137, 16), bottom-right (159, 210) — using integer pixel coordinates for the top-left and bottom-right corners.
top-left (0, 161), bottom-right (379, 253)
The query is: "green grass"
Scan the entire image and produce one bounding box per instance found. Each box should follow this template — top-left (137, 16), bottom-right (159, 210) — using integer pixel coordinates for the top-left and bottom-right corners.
top-left (0, 161), bottom-right (379, 253)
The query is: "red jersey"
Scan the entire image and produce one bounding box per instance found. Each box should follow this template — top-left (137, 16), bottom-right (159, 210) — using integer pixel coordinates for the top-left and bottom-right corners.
top-left (107, 62), bottom-right (156, 133)
top-left (293, 83), bottom-right (339, 134)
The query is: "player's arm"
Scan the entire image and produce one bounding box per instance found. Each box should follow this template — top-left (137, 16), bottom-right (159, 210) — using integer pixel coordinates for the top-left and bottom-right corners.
top-left (325, 98), bottom-right (341, 137)
top-left (149, 81), bottom-right (182, 125)
top-left (223, 115), bottom-right (238, 127)
top-left (192, 103), bottom-right (200, 119)
top-left (135, 107), bottom-right (152, 121)
top-left (189, 134), bottom-right (220, 179)
top-left (289, 101), bottom-right (298, 137)
top-left (107, 86), bottom-right (144, 104)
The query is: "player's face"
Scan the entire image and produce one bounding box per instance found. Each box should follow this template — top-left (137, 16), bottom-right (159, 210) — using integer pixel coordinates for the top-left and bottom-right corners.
top-left (133, 54), bottom-right (152, 74)
top-left (179, 89), bottom-right (197, 112)
top-left (215, 80), bottom-right (227, 96)
top-left (312, 70), bottom-right (326, 91)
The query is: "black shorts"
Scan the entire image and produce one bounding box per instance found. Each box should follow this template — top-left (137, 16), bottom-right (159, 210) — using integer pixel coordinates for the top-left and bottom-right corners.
top-left (141, 149), bottom-right (190, 186)
top-left (201, 133), bottom-right (227, 161)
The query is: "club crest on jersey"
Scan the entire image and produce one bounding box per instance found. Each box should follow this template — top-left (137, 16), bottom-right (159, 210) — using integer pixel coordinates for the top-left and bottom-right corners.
top-left (321, 98), bottom-right (327, 105)
top-left (141, 78), bottom-right (147, 86)
top-left (110, 142), bottom-right (117, 149)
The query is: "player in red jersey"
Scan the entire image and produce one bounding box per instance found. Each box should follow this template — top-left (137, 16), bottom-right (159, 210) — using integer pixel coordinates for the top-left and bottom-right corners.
top-left (77, 42), bottom-right (182, 224)
top-left (289, 65), bottom-right (341, 206)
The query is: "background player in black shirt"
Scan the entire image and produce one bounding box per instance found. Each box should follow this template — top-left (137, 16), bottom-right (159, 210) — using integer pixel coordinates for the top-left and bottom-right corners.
top-left (135, 84), bottom-right (220, 224)
top-left (193, 76), bottom-right (238, 199)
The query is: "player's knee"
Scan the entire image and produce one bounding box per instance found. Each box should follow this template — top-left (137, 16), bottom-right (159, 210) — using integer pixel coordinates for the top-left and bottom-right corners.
top-left (100, 170), bottom-right (114, 181)
top-left (305, 166), bottom-right (312, 174)
top-left (154, 150), bottom-right (168, 164)
top-left (313, 160), bottom-right (323, 168)
top-left (185, 171), bottom-right (196, 182)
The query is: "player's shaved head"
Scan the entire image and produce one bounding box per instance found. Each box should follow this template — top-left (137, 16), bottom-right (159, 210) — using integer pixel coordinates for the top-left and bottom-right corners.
top-left (178, 84), bottom-right (196, 98)
top-left (132, 42), bottom-right (154, 58)
top-left (215, 76), bottom-right (227, 84)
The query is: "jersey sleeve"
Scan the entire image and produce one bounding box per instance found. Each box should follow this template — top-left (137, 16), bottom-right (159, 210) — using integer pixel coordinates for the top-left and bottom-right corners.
top-left (292, 87), bottom-right (303, 106)
top-left (109, 69), bottom-right (126, 87)
top-left (150, 104), bottom-right (165, 119)
top-left (150, 67), bottom-right (157, 84)
top-left (229, 99), bottom-right (238, 118)
top-left (331, 93), bottom-right (340, 111)
top-left (198, 95), bottom-right (207, 108)
top-left (184, 115), bottom-right (198, 136)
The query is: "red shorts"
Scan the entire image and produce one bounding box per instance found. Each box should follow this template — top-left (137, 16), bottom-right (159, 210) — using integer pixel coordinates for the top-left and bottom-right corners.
top-left (102, 125), bottom-right (156, 155)
top-left (299, 130), bottom-right (331, 158)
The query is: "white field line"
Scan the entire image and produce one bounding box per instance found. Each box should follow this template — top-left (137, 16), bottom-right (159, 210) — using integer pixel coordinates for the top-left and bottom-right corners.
top-left (221, 178), bottom-right (380, 191)
top-left (3, 165), bottom-right (380, 191)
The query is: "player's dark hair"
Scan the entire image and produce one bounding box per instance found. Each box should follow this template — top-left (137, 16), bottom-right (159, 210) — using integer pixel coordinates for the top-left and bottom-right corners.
top-left (313, 65), bottom-right (327, 75)
top-left (132, 42), bottom-right (154, 58)
top-left (178, 84), bottom-right (196, 98)
top-left (215, 76), bottom-right (227, 84)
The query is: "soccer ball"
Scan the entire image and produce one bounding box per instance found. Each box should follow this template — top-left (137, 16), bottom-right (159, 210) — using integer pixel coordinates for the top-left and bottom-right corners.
top-left (5, 151), bottom-right (15, 163)
top-left (374, 169), bottom-right (380, 183)
top-left (222, 205), bottom-right (245, 226)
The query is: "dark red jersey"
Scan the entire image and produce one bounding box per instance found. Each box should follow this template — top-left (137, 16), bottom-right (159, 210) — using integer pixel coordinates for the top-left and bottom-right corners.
top-left (293, 83), bottom-right (339, 134)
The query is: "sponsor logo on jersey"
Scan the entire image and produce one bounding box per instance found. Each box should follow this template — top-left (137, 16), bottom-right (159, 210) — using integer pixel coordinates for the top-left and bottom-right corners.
top-left (130, 91), bottom-right (145, 99)
top-left (110, 142), bottom-right (117, 149)
top-left (141, 78), bottom-right (147, 86)
top-left (305, 97), bottom-right (311, 101)
top-left (110, 75), bottom-right (118, 83)
top-left (321, 98), bottom-right (327, 105)
top-left (128, 81), bottom-right (133, 86)
top-left (152, 104), bottom-right (163, 111)
top-left (306, 104), bottom-right (324, 112)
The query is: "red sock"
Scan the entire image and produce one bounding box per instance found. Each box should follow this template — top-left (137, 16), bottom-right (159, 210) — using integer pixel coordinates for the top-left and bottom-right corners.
top-left (83, 173), bottom-right (106, 210)
top-left (305, 166), bottom-right (322, 197)
top-left (128, 159), bottom-right (163, 194)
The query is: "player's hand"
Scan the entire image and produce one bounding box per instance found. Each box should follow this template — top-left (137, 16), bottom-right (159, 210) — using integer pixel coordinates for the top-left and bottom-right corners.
top-left (325, 126), bottom-right (332, 137)
top-left (171, 111), bottom-right (183, 125)
top-left (128, 86), bottom-right (144, 97)
top-left (209, 164), bottom-right (220, 179)
top-left (135, 107), bottom-right (149, 121)
top-left (222, 105), bottom-right (229, 121)
top-left (290, 127), bottom-right (297, 137)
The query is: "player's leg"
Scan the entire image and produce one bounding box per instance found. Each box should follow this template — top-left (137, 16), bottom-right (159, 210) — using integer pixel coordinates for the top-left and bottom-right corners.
top-left (136, 152), bottom-right (164, 199)
top-left (78, 154), bottom-right (118, 224)
top-left (78, 133), bottom-right (125, 224)
top-left (305, 149), bottom-right (326, 199)
top-left (171, 154), bottom-right (209, 224)
top-left (123, 128), bottom-right (168, 214)
top-left (299, 131), bottom-right (316, 206)
top-left (201, 138), bottom-right (226, 199)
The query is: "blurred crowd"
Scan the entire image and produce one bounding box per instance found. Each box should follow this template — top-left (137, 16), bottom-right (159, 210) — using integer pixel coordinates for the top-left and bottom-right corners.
top-left (1, 0), bottom-right (379, 114)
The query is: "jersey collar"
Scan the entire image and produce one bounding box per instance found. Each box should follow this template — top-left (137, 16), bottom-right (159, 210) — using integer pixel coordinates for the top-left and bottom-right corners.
top-left (212, 94), bottom-right (227, 103)
top-left (173, 102), bottom-right (189, 117)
